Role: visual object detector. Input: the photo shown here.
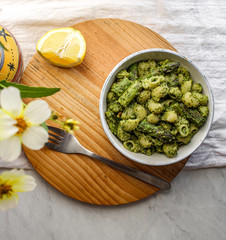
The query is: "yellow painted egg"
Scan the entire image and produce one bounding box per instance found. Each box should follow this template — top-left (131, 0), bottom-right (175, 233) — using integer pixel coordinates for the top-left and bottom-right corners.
top-left (0, 25), bottom-right (23, 83)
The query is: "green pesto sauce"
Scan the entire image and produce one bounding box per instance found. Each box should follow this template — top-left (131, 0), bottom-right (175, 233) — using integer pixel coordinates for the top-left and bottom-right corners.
top-left (105, 59), bottom-right (209, 158)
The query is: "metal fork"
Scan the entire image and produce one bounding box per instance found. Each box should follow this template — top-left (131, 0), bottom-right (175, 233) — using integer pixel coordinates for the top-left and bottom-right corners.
top-left (46, 126), bottom-right (171, 190)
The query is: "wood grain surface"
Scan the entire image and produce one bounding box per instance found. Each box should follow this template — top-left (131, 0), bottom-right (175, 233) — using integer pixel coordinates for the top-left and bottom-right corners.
top-left (22, 18), bottom-right (188, 205)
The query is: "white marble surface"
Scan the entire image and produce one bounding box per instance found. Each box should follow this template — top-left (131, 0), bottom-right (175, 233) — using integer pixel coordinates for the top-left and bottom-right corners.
top-left (1, 168), bottom-right (226, 239)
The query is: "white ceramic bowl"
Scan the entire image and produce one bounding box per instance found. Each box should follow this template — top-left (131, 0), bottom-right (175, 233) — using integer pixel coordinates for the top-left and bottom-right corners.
top-left (99, 49), bottom-right (214, 166)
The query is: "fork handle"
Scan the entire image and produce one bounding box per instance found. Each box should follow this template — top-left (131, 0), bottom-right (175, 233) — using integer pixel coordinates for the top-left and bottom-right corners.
top-left (83, 151), bottom-right (171, 190)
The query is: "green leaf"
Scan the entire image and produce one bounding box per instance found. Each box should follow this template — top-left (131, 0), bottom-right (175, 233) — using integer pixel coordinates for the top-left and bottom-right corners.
top-left (0, 80), bottom-right (60, 98)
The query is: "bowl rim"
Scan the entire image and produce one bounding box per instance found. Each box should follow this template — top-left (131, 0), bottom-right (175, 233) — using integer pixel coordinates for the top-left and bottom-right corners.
top-left (99, 48), bottom-right (214, 166)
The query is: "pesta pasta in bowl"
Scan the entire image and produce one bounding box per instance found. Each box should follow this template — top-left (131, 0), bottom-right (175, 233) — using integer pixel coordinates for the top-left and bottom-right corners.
top-left (99, 49), bottom-right (214, 166)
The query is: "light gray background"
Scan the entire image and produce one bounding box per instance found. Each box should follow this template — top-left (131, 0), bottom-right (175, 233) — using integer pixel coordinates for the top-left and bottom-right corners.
top-left (0, 0), bottom-right (226, 239)
top-left (1, 168), bottom-right (226, 239)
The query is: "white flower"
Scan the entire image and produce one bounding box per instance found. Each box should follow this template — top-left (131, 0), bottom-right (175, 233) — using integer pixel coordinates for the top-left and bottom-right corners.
top-left (0, 169), bottom-right (36, 211)
top-left (0, 87), bottom-right (51, 162)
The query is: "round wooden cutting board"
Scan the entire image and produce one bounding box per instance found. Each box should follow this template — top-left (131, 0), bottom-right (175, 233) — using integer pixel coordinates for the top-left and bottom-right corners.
top-left (22, 18), bottom-right (188, 205)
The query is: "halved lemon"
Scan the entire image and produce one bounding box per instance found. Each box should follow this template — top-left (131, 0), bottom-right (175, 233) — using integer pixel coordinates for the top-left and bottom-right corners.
top-left (36, 27), bottom-right (86, 68)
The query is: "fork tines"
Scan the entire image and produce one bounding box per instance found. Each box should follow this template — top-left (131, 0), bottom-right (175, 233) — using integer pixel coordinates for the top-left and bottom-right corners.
top-left (47, 126), bottom-right (66, 145)
top-left (47, 126), bottom-right (66, 136)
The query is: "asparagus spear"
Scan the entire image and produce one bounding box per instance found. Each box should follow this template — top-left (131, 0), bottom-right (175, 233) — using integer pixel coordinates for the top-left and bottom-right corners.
top-left (137, 119), bottom-right (175, 142)
top-left (128, 63), bottom-right (138, 80)
top-left (179, 103), bottom-right (206, 127)
top-left (111, 77), bottom-right (132, 96)
top-left (160, 62), bottom-right (180, 74)
top-left (118, 81), bottom-right (142, 107)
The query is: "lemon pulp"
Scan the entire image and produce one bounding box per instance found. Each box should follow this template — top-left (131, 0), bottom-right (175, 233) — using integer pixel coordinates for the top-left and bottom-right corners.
top-left (36, 27), bottom-right (86, 68)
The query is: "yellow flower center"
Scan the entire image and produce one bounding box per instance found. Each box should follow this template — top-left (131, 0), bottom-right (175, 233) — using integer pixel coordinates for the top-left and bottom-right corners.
top-left (0, 182), bottom-right (13, 199)
top-left (15, 117), bottom-right (28, 135)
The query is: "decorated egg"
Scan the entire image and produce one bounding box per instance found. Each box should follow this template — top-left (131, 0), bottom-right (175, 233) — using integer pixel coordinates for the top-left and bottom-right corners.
top-left (0, 25), bottom-right (23, 83)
